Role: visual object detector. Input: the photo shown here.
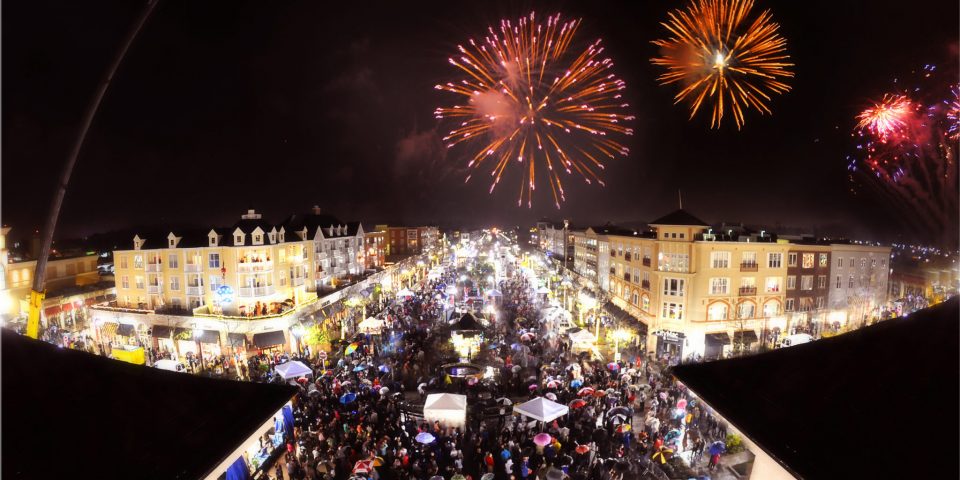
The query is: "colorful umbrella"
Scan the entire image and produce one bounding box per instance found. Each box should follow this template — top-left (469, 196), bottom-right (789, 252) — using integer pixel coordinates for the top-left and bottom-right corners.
top-left (569, 399), bottom-right (587, 409)
top-left (709, 440), bottom-right (726, 456)
top-left (546, 380), bottom-right (561, 389)
top-left (592, 390), bottom-right (606, 398)
top-left (533, 433), bottom-right (553, 446)
top-left (379, 365), bottom-right (391, 373)
top-left (607, 362), bottom-right (620, 371)
top-left (372, 456), bottom-right (385, 467)
top-left (352, 460), bottom-right (374, 474)
top-left (570, 379), bottom-right (583, 388)
top-left (616, 424), bottom-right (632, 433)
top-left (676, 398), bottom-right (688, 410)
top-left (651, 447), bottom-right (674, 464)
top-left (353, 365), bottom-right (366, 372)
top-left (528, 384), bottom-right (539, 391)
top-left (665, 429), bottom-right (681, 442)
top-left (415, 432), bottom-right (436, 444)
top-left (339, 392), bottom-right (357, 404)
top-left (575, 445), bottom-right (590, 454)
top-left (577, 387), bottom-right (595, 397)
top-left (345, 342), bottom-right (360, 355)
top-left (496, 397), bottom-right (513, 406)
top-left (545, 392), bottom-right (558, 401)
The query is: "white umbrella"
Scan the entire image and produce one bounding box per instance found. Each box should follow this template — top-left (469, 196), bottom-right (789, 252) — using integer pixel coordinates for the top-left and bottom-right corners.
top-left (154, 359), bottom-right (181, 372)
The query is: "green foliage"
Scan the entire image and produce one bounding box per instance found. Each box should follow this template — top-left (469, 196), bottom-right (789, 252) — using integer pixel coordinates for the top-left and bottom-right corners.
top-left (725, 433), bottom-right (745, 454)
top-left (173, 329), bottom-right (192, 341)
top-left (304, 324), bottom-right (330, 347)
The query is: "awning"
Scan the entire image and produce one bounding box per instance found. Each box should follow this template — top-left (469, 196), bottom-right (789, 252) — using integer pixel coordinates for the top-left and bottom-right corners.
top-left (44, 306), bottom-right (61, 317)
top-left (151, 326), bottom-right (173, 338)
top-left (705, 332), bottom-right (731, 345)
top-left (734, 330), bottom-right (759, 344)
top-left (117, 324), bottom-right (136, 337)
top-left (85, 298), bottom-right (98, 306)
top-left (253, 330), bottom-right (286, 348)
top-left (227, 333), bottom-right (248, 348)
top-left (196, 330), bottom-right (220, 344)
top-left (62, 303), bottom-right (74, 312)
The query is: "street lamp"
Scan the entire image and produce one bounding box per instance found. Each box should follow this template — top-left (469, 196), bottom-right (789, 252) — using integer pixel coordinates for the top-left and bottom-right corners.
top-left (613, 329), bottom-right (631, 362)
top-left (291, 324), bottom-right (305, 357)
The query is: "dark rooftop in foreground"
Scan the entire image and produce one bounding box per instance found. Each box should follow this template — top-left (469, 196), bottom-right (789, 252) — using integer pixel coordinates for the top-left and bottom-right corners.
top-left (673, 298), bottom-right (959, 479)
top-left (2, 330), bottom-right (297, 479)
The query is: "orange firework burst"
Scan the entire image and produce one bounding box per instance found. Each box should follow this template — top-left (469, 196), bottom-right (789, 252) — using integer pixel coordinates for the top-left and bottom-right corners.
top-left (435, 12), bottom-right (634, 209)
top-left (651, 0), bottom-right (793, 129)
top-left (856, 94), bottom-right (913, 142)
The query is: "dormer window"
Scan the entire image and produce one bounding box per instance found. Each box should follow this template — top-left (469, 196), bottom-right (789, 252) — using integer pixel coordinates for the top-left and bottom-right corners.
top-left (254, 235), bottom-right (262, 243)
top-left (169, 239), bottom-right (176, 248)
top-left (279, 232), bottom-right (285, 242)
top-left (270, 233), bottom-right (276, 243)
top-left (209, 237), bottom-right (216, 246)
top-left (235, 235), bottom-right (243, 244)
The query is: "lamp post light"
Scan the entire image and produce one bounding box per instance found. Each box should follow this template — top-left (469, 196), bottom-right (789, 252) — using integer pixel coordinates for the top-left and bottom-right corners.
top-left (613, 329), bottom-right (631, 362)
top-left (291, 324), bottom-right (305, 357)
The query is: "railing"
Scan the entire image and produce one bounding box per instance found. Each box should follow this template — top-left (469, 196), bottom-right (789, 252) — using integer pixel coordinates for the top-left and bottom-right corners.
top-left (238, 260), bottom-right (273, 272)
top-left (738, 286), bottom-right (757, 296)
top-left (641, 280), bottom-right (651, 289)
top-left (238, 285), bottom-right (276, 297)
top-left (186, 286), bottom-right (204, 296)
top-left (147, 285), bottom-right (162, 294)
top-left (145, 264), bottom-right (161, 272)
top-left (624, 252), bottom-right (632, 261)
top-left (623, 273), bottom-right (630, 281)
top-left (740, 262), bottom-right (759, 272)
top-left (642, 258), bottom-right (651, 267)
top-left (293, 277), bottom-right (305, 286)
top-left (184, 264), bottom-right (202, 272)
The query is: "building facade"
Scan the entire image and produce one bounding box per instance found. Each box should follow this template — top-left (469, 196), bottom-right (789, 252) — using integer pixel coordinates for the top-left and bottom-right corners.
top-left (784, 243), bottom-right (832, 335)
top-left (826, 243), bottom-right (891, 327)
top-left (363, 230), bottom-right (386, 270)
top-left (536, 220), bottom-right (573, 264)
top-left (381, 225), bottom-right (440, 256)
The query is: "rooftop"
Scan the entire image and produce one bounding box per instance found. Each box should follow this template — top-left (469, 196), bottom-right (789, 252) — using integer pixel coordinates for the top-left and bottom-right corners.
top-left (672, 298), bottom-right (959, 479)
top-left (649, 209), bottom-right (709, 227)
top-left (2, 330), bottom-right (297, 479)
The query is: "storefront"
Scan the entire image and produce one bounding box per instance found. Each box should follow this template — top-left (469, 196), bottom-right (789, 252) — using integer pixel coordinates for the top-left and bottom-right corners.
top-left (212, 403), bottom-right (296, 480)
top-left (654, 330), bottom-right (685, 360)
top-left (252, 330), bottom-right (287, 354)
top-left (704, 332), bottom-right (730, 361)
top-left (733, 330), bottom-right (759, 353)
top-left (151, 325), bottom-right (187, 358)
top-left (228, 333), bottom-right (249, 357)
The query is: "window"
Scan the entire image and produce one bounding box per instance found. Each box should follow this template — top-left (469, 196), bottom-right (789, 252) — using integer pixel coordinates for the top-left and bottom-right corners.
top-left (738, 302), bottom-right (755, 319)
top-left (801, 275), bottom-right (814, 290)
top-left (765, 277), bottom-right (781, 293)
top-left (632, 268), bottom-right (640, 283)
top-left (121, 276), bottom-right (129, 289)
top-left (661, 302), bottom-right (684, 320)
top-left (763, 301), bottom-right (779, 317)
top-left (742, 251), bottom-right (757, 265)
top-left (133, 255), bottom-right (144, 269)
top-left (135, 276), bottom-right (144, 289)
top-left (208, 253), bottom-right (221, 269)
top-left (710, 278), bottom-right (729, 295)
top-left (819, 253), bottom-right (828, 267)
top-left (817, 275), bottom-right (827, 289)
top-left (168, 254), bottom-right (178, 269)
top-left (799, 298), bottom-right (814, 312)
top-left (631, 291), bottom-right (639, 305)
top-left (708, 303), bottom-right (728, 320)
top-left (860, 259), bottom-right (866, 268)
top-left (871, 259), bottom-right (877, 267)
top-left (785, 298), bottom-right (795, 311)
top-left (711, 251), bottom-right (731, 269)
top-left (642, 271), bottom-right (650, 286)
top-left (170, 276), bottom-right (180, 291)
top-left (837, 258), bottom-right (843, 268)
top-left (235, 235), bottom-right (242, 244)
top-left (802, 253), bottom-right (815, 269)
top-left (788, 252), bottom-right (798, 267)
top-left (210, 275), bottom-right (222, 292)
top-left (663, 278), bottom-right (685, 296)
top-left (768, 252), bottom-right (782, 268)
top-left (848, 275), bottom-right (854, 288)
top-left (641, 295), bottom-right (650, 312)
top-left (849, 257), bottom-right (854, 268)
top-left (787, 276), bottom-right (796, 290)
top-left (659, 253), bottom-right (690, 272)
top-left (120, 256), bottom-right (128, 269)
top-left (836, 275), bottom-right (842, 289)
top-left (679, 233), bottom-right (685, 239)
top-left (254, 235), bottom-right (262, 244)
top-left (816, 297), bottom-right (825, 309)
top-left (881, 259), bottom-right (887, 267)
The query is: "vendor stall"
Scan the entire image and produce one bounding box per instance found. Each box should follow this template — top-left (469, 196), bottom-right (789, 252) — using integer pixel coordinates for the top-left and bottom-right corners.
top-left (357, 317), bottom-right (385, 334)
top-left (423, 393), bottom-right (467, 429)
top-left (513, 396), bottom-right (569, 422)
top-left (274, 360), bottom-right (313, 380)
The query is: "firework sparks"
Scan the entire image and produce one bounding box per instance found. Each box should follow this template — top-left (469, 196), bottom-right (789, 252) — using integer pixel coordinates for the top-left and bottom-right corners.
top-left (650, 0), bottom-right (794, 129)
top-left (947, 85), bottom-right (959, 140)
top-left (856, 94), bottom-right (913, 142)
top-left (435, 12), bottom-right (634, 208)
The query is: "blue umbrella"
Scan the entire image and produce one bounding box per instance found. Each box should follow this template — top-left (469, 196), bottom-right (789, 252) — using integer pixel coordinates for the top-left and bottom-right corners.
top-left (339, 392), bottom-right (357, 404)
top-left (511, 343), bottom-right (523, 351)
top-left (709, 441), bottom-right (726, 456)
top-left (379, 365), bottom-right (391, 373)
top-left (664, 429), bottom-right (681, 442)
top-left (415, 432), bottom-right (436, 444)
top-left (571, 379), bottom-right (583, 388)
top-left (353, 365), bottom-right (367, 372)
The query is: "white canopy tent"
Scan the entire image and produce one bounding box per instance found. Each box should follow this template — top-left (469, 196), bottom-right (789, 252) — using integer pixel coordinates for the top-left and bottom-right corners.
top-left (396, 288), bottom-right (415, 299)
top-left (423, 393), bottom-right (468, 428)
top-left (485, 289), bottom-right (502, 297)
top-left (513, 396), bottom-right (569, 422)
top-left (568, 329), bottom-right (596, 346)
top-left (358, 317), bottom-right (386, 334)
top-left (275, 360), bottom-right (314, 380)
top-left (153, 359), bottom-right (182, 372)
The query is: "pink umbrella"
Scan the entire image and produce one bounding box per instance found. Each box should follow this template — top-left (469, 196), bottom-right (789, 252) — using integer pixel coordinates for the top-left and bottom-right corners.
top-left (546, 380), bottom-right (560, 389)
top-left (676, 398), bottom-right (688, 410)
top-left (578, 387), bottom-right (595, 397)
top-left (533, 433), bottom-right (553, 446)
top-left (528, 384), bottom-right (539, 391)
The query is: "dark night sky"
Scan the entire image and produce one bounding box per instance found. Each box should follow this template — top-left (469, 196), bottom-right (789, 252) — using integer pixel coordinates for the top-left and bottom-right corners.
top-left (3, 0), bottom-right (957, 241)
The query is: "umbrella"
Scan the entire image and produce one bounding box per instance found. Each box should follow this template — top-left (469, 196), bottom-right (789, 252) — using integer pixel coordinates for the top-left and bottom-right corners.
top-left (379, 365), bottom-right (391, 373)
top-left (353, 365), bottom-right (366, 372)
top-left (323, 369), bottom-right (335, 376)
top-left (344, 342), bottom-right (360, 355)
top-left (512, 365), bottom-right (522, 373)
top-left (609, 406), bottom-right (630, 417)
top-left (511, 343), bottom-right (523, 351)
top-left (339, 392), bottom-right (357, 404)
top-left (296, 377), bottom-right (309, 384)
top-left (664, 429), bottom-right (681, 442)
top-left (651, 447), bottom-right (674, 464)
top-left (415, 432), bottom-right (436, 444)
top-left (528, 384), bottom-right (539, 391)
top-left (575, 445), bottom-right (590, 454)
top-left (546, 380), bottom-right (561, 389)
top-left (676, 398), bottom-right (688, 410)
top-left (360, 378), bottom-right (373, 385)
top-left (616, 424), bottom-right (631, 433)
top-left (526, 375), bottom-right (538, 382)
top-left (379, 387), bottom-right (390, 395)
top-left (533, 433), bottom-right (553, 446)
top-left (520, 332), bottom-right (536, 342)
top-left (577, 387), bottom-right (595, 397)
top-left (496, 397), bottom-right (513, 406)
top-left (545, 392), bottom-right (558, 401)
top-left (468, 377), bottom-right (478, 385)
top-left (592, 390), bottom-right (606, 398)
top-left (352, 460), bottom-right (374, 474)
top-left (609, 414), bottom-right (627, 424)
top-left (372, 456), bottom-right (385, 467)
top-left (451, 475), bottom-right (466, 480)
top-left (627, 368), bottom-right (637, 375)
top-left (604, 388), bottom-right (616, 395)
top-left (709, 440), bottom-right (726, 456)
top-left (569, 399), bottom-right (587, 409)
top-left (570, 379), bottom-right (583, 388)
top-left (607, 362), bottom-right (620, 371)
top-left (481, 474), bottom-right (495, 480)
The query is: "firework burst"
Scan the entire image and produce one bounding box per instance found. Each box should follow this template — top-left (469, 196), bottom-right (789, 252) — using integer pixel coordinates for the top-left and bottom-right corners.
top-left (435, 12), bottom-right (634, 209)
top-left (947, 85), bottom-right (960, 140)
top-left (856, 94), bottom-right (913, 142)
top-left (650, 0), bottom-right (793, 129)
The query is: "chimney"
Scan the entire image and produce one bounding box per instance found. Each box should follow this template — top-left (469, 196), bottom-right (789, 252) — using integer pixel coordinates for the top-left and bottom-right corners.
top-left (241, 209), bottom-right (261, 220)
top-left (311, 205), bottom-right (322, 215)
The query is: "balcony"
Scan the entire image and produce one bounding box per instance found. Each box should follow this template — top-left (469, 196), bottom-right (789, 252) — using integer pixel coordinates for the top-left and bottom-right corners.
top-left (145, 263), bottom-right (161, 273)
top-left (641, 280), bottom-right (651, 289)
top-left (238, 285), bottom-right (276, 298)
top-left (642, 258), bottom-right (651, 267)
top-left (623, 273), bottom-right (630, 281)
top-left (740, 262), bottom-right (759, 272)
top-left (147, 285), bottom-right (162, 294)
top-left (184, 264), bottom-right (202, 273)
top-left (186, 286), bottom-right (204, 296)
top-left (293, 277), bottom-right (305, 287)
top-left (738, 286), bottom-right (757, 296)
top-left (238, 260), bottom-right (273, 273)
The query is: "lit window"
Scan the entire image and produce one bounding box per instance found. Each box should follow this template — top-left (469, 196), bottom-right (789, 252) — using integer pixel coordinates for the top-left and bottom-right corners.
top-left (787, 253), bottom-right (798, 267)
top-left (802, 254), bottom-right (815, 269)
top-left (711, 252), bottom-right (731, 269)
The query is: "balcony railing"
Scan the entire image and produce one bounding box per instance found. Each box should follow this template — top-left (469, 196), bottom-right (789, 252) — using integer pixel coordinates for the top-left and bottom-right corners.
top-left (147, 285), bottom-right (162, 294)
top-left (641, 280), bottom-right (651, 289)
top-left (623, 273), bottom-right (631, 281)
top-left (740, 262), bottom-right (759, 272)
top-left (642, 258), bottom-right (651, 267)
top-left (184, 264), bottom-right (202, 272)
top-left (186, 286), bottom-right (204, 296)
top-left (738, 286), bottom-right (757, 296)
top-left (238, 285), bottom-right (276, 297)
top-left (238, 260), bottom-right (273, 272)
top-left (624, 252), bottom-right (632, 261)
top-left (293, 277), bottom-right (305, 286)
top-left (145, 263), bottom-right (161, 272)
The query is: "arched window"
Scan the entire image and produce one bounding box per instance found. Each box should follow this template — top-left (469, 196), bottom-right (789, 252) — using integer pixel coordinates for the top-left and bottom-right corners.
top-left (708, 303), bottom-right (728, 321)
top-left (763, 301), bottom-right (779, 317)
top-left (738, 302), bottom-right (756, 319)
top-left (631, 290), bottom-right (639, 305)
top-left (641, 294), bottom-right (650, 312)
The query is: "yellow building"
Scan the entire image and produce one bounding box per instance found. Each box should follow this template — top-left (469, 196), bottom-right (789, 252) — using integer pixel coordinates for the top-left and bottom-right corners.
top-left (603, 210), bottom-right (790, 360)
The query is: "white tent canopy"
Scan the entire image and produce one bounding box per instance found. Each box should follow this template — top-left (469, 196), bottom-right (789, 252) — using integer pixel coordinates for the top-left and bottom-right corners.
top-left (275, 360), bottom-right (314, 380)
top-left (154, 359), bottom-right (182, 372)
top-left (423, 393), bottom-right (468, 428)
top-left (568, 329), bottom-right (596, 345)
top-left (536, 286), bottom-right (551, 294)
top-left (396, 288), bottom-right (415, 298)
top-left (358, 317), bottom-right (386, 334)
top-left (513, 396), bottom-right (569, 422)
top-left (485, 289), bottom-right (502, 297)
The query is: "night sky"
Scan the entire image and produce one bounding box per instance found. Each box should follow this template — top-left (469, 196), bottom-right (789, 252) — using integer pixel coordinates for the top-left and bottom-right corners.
top-left (3, 0), bottom-right (957, 241)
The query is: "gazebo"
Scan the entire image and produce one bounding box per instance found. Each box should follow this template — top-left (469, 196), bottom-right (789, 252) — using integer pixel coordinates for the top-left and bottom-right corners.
top-left (513, 396), bottom-right (569, 422)
top-left (423, 393), bottom-right (468, 428)
top-left (357, 317), bottom-right (385, 334)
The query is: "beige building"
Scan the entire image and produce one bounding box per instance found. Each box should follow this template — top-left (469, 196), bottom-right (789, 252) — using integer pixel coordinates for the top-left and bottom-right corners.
top-left (602, 210), bottom-right (791, 360)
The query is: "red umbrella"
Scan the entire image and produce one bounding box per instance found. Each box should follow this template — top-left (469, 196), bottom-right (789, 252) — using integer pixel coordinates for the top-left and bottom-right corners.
top-left (577, 387), bottom-right (595, 397)
top-left (575, 445), bottom-right (590, 454)
top-left (296, 377), bottom-right (309, 384)
top-left (569, 399), bottom-right (587, 409)
top-left (592, 390), bottom-right (606, 398)
top-left (353, 460), bottom-right (374, 474)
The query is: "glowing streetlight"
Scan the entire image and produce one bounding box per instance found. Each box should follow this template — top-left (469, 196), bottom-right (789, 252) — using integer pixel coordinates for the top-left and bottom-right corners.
top-left (613, 329), bottom-right (631, 362)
